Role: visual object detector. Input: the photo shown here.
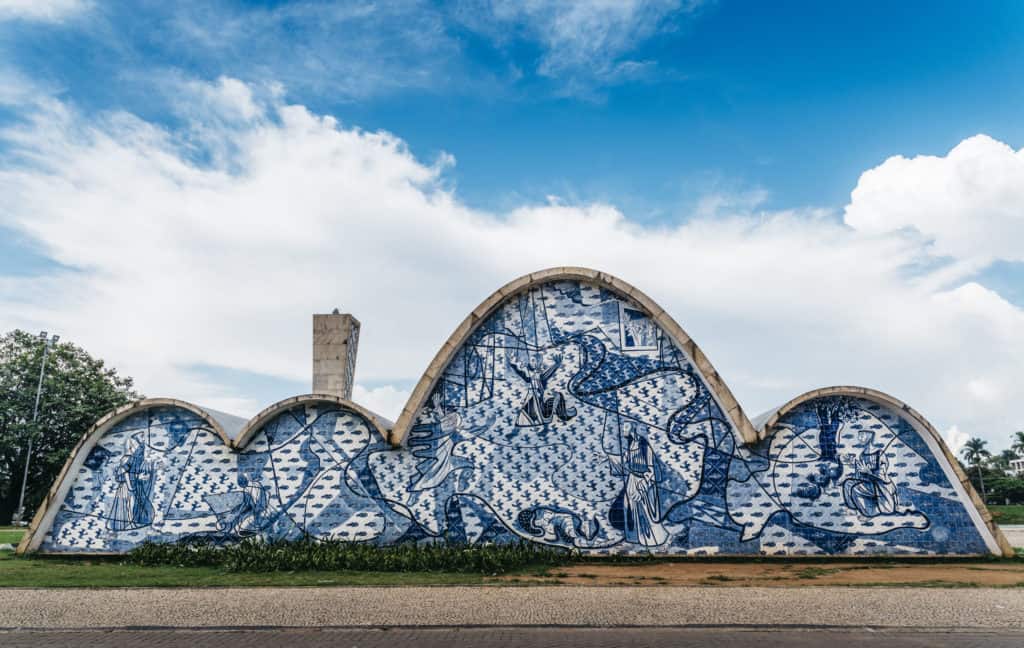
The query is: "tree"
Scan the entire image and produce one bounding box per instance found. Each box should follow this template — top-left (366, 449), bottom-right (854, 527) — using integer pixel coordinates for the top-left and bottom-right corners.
top-left (0, 330), bottom-right (141, 523)
top-left (991, 449), bottom-right (1020, 473)
top-left (813, 396), bottom-right (858, 465)
top-left (988, 475), bottom-right (1024, 505)
top-left (961, 437), bottom-right (991, 499)
top-left (1012, 431), bottom-right (1024, 457)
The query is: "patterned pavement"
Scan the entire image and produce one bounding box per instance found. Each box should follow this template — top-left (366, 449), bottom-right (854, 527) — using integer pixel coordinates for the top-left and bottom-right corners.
top-left (2, 586), bottom-right (1023, 629)
top-left (2, 628), bottom-right (1023, 648)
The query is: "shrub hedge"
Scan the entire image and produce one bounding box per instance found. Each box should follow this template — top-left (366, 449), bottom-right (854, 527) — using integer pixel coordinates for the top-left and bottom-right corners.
top-left (127, 538), bottom-right (573, 574)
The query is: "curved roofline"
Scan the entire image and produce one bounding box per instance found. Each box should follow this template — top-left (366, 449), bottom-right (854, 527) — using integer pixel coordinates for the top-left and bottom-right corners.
top-left (388, 266), bottom-right (759, 446)
top-left (19, 395), bottom-right (390, 555)
top-left (757, 385), bottom-right (953, 440)
top-left (757, 385), bottom-right (1015, 557)
top-left (232, 393), bottom-right (391, 450)
top-left (17, 398), bottom-right (229, 554)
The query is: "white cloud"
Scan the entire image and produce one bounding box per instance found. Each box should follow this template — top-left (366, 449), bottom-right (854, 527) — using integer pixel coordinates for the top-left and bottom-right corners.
top-left (0, 68), bottom-right (42, 105)
top-left (845, 135), bottom-right (1024, 266)
top-left (1, 1), bottom-right (698, 104)
top-left (0, 0), bottom-right (90, 22)
top-left (183, 76), bottom-right (263, 122)
top-left (455, 0), bottom-right (699, 95)
top-left (351, 384), bottom-right (412, 425)
top-left (0, 79), bottom-right (1022, 452)
top-left (943, 425), bottom-right (970, 459)
top-left (153, 1), bottom-right (460, 101)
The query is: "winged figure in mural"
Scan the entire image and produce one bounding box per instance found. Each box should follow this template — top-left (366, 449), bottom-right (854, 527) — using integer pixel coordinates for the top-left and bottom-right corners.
top-left (409, 393), bottom-right (494, 491)
top-left (508, 351), bottom-right (577, 427)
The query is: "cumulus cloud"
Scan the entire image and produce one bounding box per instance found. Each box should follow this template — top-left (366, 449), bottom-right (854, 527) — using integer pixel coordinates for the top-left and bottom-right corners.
top-left (943, 425), bottom-right (970, 459)
top-left (182, 76), bottom-right (264, 123)
top-left (0, 78), bottom-right (1022, 450)
top-left (845, 135), bottom-right (1024, 266)
top-left (0, 0), bottom-right (90, 22)
top-left (351, 384), bottom-right (412, 425)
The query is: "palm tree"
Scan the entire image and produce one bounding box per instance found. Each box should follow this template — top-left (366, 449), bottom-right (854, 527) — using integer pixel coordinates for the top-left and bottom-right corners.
top-left (961, 438), bottom-right (991, 498)
top-left (1012, 431), bottom-right (1024, 457)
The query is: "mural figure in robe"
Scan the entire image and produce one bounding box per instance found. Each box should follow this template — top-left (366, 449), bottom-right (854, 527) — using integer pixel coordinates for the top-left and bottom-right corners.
top-left (608, 421), bottom-right (669, 547)
top-left (841, 428), bottom-right (900, 519)
top-left (508, 351), bottom-right (577, 427)
top-left (409, 393), bottom-right (493, 491)
top-left (107, 432), bottom-right (154, 531)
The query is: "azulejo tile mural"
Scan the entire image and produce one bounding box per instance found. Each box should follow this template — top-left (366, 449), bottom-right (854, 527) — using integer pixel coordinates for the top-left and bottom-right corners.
top-left (41, 403), bottom-right (394, 552)
top-left (31, 276), bottom-right (1003, 555)
top-left (728, 398), bottom-right (989, 555)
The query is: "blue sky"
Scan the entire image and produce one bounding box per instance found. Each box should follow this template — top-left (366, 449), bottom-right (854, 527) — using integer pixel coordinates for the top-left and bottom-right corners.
top-left (5, 2), bottom-right (1023, 219)
top-left (1, 1), bottom-right (1023, 450)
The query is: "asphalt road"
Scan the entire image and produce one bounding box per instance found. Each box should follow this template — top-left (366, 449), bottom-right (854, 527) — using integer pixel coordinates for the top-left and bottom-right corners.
top-left (2, 627), bottom-right (1023, 648)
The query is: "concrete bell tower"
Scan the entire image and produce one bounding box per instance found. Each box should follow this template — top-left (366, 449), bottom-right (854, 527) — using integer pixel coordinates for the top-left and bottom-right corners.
top-left (312, 309), bottom-right (360, 400)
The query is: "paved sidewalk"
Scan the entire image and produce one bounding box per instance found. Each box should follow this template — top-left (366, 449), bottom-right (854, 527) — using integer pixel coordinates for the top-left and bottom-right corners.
top-left (2, 587), bottom-right (1023, 629)
top-left (2, 627), bottom-right (1024, 648)
top-left (1001, 525), bottom-right (1024, 548)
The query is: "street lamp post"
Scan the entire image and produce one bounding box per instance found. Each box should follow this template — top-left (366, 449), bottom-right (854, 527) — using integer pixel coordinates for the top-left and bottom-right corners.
top-left (11, 331), bottom-right (59, 526)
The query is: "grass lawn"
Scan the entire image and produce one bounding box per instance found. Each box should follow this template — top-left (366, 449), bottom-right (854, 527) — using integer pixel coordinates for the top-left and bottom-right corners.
top-left (0, 526), bottom-right (25, 546)
top-left (990, 505), bottom-right (1024, 525)
top-left (0, 551), bottom-right (497, 587)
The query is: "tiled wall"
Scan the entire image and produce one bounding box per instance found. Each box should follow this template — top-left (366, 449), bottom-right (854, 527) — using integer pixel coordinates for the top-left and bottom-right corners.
top-left (39, 280), bottom-right (993, 555)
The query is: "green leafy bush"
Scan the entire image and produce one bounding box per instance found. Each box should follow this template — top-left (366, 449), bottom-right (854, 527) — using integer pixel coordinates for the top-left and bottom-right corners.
top-left (127, 538), bottom-right (572, 574)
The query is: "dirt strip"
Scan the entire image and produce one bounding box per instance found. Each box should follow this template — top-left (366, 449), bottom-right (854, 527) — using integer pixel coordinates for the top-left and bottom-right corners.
top-left (507, 560), bottom-right (1024, 587)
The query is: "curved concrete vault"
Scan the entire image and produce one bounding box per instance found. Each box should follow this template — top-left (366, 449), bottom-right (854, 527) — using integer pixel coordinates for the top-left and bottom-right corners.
top-left (389, 267), bottom-right (758, 446)
top-left (20, 267), bottom-right (1013, 556)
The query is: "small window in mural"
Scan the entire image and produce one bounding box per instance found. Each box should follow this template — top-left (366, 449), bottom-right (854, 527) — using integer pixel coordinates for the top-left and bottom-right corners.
top-left (619, 304), bottom-right (658, 351)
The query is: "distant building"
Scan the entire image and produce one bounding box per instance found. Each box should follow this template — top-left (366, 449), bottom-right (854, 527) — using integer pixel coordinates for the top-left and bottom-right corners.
top-left (1010, 456), bottom-right (1024, 477)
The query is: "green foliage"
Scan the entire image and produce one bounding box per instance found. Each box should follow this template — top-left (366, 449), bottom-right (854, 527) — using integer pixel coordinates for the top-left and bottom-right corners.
top-left (961, 437), bottom-right (992, 498)
top-left (957, 457), bottom-right (1023, 504)
top-left (988, 479), bottom-right (1024, 505)
top-left (961, 438), bottom-right (990, 466)
top-left (127, 538), bottom-right (573, 574)
top-left (1012, 431), bottom-right (1024, 457)
top-left (0, 330), bottom-right (140, 522)
top-left (794, 566), bottom-right (841, 579)
top-left (991, 449), bottom-right (1021, 472)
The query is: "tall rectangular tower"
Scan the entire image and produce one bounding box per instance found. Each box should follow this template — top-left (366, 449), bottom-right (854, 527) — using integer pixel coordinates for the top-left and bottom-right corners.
top-left (312, 311), bottom-right (360, 400)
